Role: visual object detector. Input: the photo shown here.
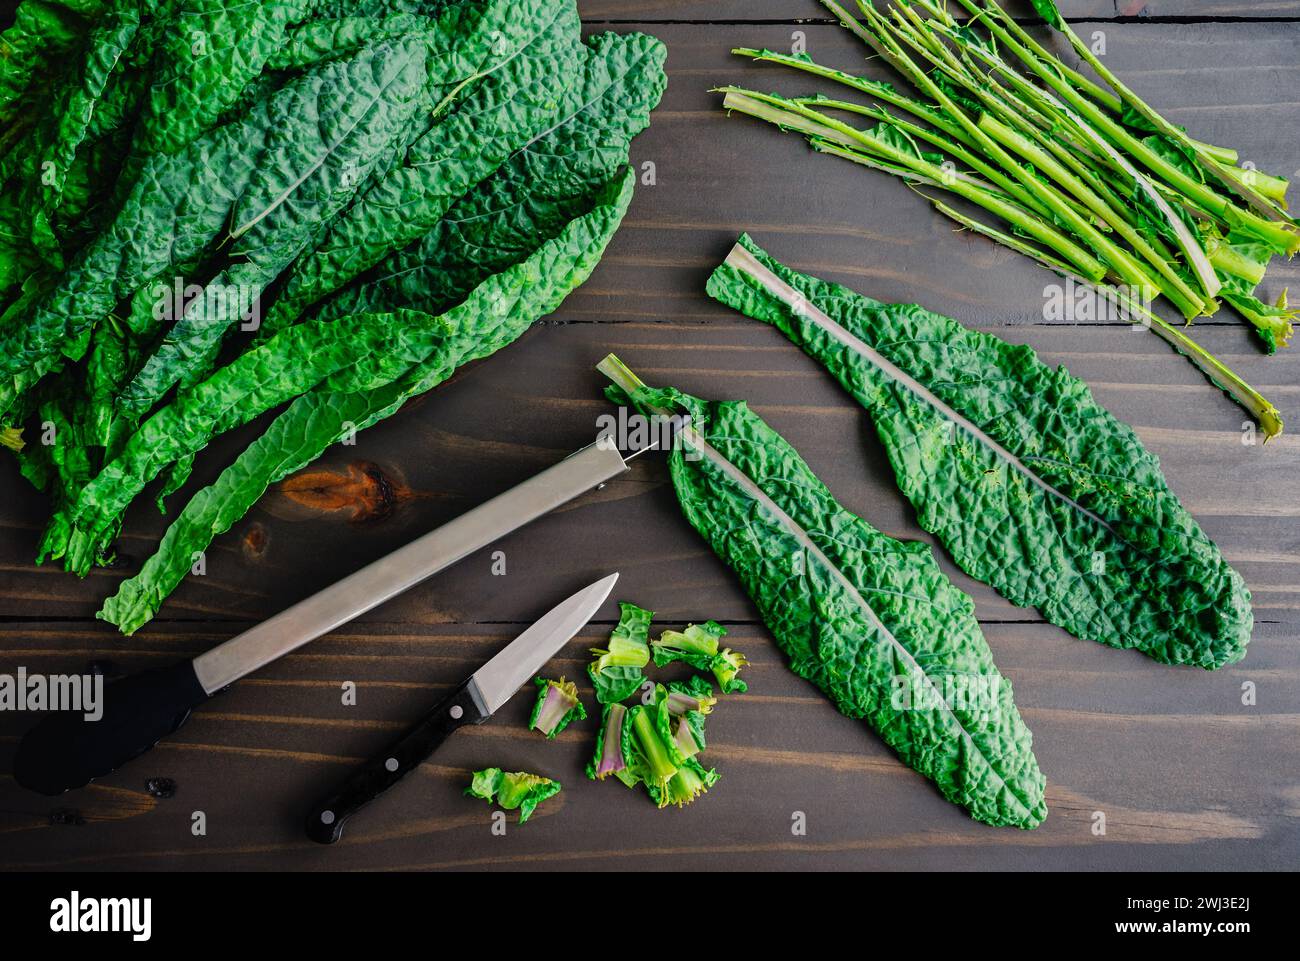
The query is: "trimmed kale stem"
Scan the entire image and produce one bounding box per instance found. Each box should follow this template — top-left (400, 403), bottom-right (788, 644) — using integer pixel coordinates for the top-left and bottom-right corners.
top-left (799, 96), bottom-right (1053, 217)
top-left (731, 47), bottom-right (989, 157)
top-left (976, 113), bottom-right (1205, 318)
top-left (828, 1), bottom-right (1168, 298)
top-left (723, 0), bottom-right (1288, 435)
top-left (911, 0), bottom-right (1122, 112)
top-left (935, 28), bottom-right (1223, 303)
top-left (1005, 0), bottom-right (1290, 221)
top-left (937, 0), bottom-right (1299, 253)
top-left (935, 0), bottom-right (1243, 168)
top-left (851, 0), bottom-right (1226, 309)
top-left (1220, 164), bottom-right (1290, 205)
top-left (882, 10), bottom-right (1206, 314)
top-left (720, 88), bottom-right (1107, 280)
top-left (928, 199), bottom-right (1283, 440)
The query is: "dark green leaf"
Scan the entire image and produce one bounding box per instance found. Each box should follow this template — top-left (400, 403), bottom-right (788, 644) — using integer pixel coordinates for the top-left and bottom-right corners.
top-left (707, 234), bottom-right (1252, 670)
top-left (601, 356), bottom-right (1047, 828)
top-left (99, 168), bottom-right (638, 630)
top-left (261, 0), bottom-right (586, 332)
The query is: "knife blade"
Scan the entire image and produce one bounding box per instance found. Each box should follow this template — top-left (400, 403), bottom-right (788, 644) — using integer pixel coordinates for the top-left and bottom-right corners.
top-left (304, 572), bottom-right (618, 844)
top-left (469, 573), bottom-right (619, 714)
top-left (13, 439), bottom-right (632, 797)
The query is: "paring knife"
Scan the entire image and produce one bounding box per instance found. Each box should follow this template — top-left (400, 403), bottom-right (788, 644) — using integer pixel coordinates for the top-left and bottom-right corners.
top-left (13, 439), bottom-right (637, 797)
top-left (305, 573), bottom-right (617, 844)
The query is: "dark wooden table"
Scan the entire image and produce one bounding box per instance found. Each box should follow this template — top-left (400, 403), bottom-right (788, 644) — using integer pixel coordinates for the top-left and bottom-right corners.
top-left (2, 1), bottom-right (1297, 871)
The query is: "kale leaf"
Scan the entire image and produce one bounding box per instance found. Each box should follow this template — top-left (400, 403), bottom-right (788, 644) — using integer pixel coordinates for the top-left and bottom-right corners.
top-left (599, 355), bottom-right (1047, 829)
top-left (707, 234), bottom-right (1252, 670)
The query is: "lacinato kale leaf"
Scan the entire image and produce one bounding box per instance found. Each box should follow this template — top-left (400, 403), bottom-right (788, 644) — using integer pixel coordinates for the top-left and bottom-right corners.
top-left (1, 4), bottom-right (663, 633)
top-left (314, 30), bottom-right (667, 323)
top-left (706, 234), bottom-right (1252, 670)
top-left (599, 355), bottom-right (1047, 829)
top-left (0, 33), bottom-right (418, 420)
top-left (99, 167), bottom-right (639, 632)
top-left (0, 1), bottom-right (91, 124)
top-left (110, 0), bottom-right (319, 209)
top-left (31, 34), bottom-right (434, 570)
top-left (114, 34), bottom-right (432, 416)
top-left (260, 0), bottom-right (585, 334)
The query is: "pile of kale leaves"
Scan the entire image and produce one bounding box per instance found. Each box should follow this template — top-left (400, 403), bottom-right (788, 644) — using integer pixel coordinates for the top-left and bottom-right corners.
top-left (0, 0), bottom-right (665, 633)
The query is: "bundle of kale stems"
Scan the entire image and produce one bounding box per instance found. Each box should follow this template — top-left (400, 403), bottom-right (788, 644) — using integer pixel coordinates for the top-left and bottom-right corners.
top-left (720, 0), bottom-right (1296, 438)
top-left (0, 0), bottom-right (665, 633)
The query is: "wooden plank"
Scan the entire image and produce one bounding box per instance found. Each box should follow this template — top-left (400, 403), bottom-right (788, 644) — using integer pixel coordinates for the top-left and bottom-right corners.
top-left (0, 619), bottom-right (1294, 870)
top-left (578, 1), bottom-right (1300, 22)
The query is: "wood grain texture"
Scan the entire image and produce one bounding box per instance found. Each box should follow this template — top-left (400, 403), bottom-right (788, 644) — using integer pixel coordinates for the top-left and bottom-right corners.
top-left (1, 8), bottom-right (1298, 870)
top-left (576, 1), bottom-right (1300, 22)
top-left (1, 619), bottom-right (1295, 870)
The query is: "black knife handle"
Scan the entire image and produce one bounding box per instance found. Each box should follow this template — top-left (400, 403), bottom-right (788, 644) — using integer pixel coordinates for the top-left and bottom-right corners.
top-left (13, 660), bottom-right (211, 796)
top-left (305, 678), bottom-right (485, 844)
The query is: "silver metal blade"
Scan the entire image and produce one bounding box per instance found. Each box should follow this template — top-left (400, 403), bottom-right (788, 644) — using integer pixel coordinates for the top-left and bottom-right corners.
top-left (470, 573), bottom-right (618, 714)
top-left (191, 441), bottom-right (629, 694)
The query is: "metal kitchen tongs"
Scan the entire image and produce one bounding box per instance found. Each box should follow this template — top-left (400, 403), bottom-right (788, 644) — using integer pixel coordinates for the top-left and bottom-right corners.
top-left (14, 428), bottom-right (679, 800)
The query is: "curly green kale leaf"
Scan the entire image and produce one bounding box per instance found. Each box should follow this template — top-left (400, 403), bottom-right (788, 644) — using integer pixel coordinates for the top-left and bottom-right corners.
top-left (599, 355), bottom-right (1047, 829)
top-left (465, 768), bottom-right (561, 824)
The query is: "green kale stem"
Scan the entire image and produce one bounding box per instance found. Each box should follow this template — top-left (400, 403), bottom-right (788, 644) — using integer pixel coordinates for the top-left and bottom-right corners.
top-left (655, 627), bottom-right (719, 658)
top-left (730, 46), bottom-right (972, 146)
top-left (712, 648), bottom-right (749, 693)
top-left (798, 96), bottom-right (1051, 218)
top-left (845, 0), bottom-right (1224, 309)
top-left (1220, 165), bottom-right (1290, 206)
top-left (928, 198), bottom-right (1283, 440)
top-left (591, 633), bottom-right (650, 672)
top-left (928, 16), bottom-right (1224, 301)
top-left (720, 88), bottom-right (1109, 280)
top-left (631, 707), bottom-right (678, 783)
top-left (910, 0), bottom-right (1123, 114)
top-left (931, 0), bottom-right (1299, 254)
top-left (663, 762), bottom-right (711, 807)
top-left (933, 0), bottom-right (1243, 168)
top-left (1002, 0), bottom-right (1292, 222)
top-left (723, 0), bottom-right (1289, 433)
top-left (1206, 238), bottom-right (1267, 286)
top-left (976, 113), bottom-right (1207, 318)
top-left (828, 1), bottom-right (1168, 298)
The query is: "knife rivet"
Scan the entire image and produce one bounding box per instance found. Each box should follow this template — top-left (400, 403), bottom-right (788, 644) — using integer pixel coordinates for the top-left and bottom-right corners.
top-left (450, 705), bottom-right (464, 719)
top-left (385, 758), bottom-right (399, 772)
top-left (320, 810), bottom-right (335, 825)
